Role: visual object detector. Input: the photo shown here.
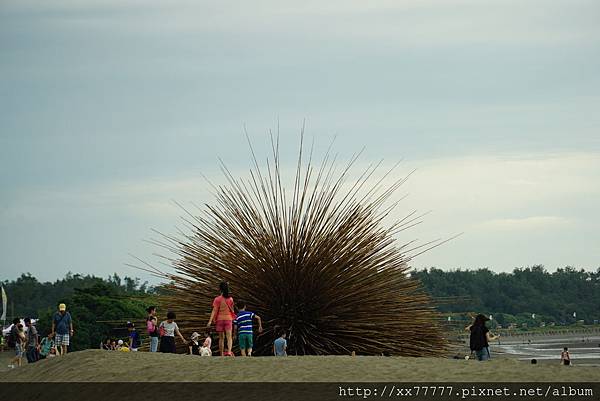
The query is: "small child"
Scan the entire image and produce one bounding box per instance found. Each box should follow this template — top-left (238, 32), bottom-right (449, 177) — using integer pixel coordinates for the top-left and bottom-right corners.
top-left (101, 338), bottom-right (111, 351)
top-left (234, 302), bottom-right (263, 357)
top-left (273, 331), bottom-right (287, 357)
top-left (47, 346), bottom-right (57, 358)
top-left (200, 330), bottom-right (212, 356)
top-left (127, 322), bottom-right (141, 352)
top-left (118, 339), bottom-right (130, 352)
top-left (189, 332), bottom-right (200, 355)
top-left (39, 335), bottom-right (55, 358)
top-left (561, 347), bottom-right (571, 366)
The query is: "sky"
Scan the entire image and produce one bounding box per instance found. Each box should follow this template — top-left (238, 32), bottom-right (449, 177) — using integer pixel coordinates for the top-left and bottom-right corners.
top-left (1, 0), bottom-right (599, 283)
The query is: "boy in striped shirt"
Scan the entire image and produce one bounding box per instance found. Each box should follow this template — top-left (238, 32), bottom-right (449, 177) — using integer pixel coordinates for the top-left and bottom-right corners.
top-left (234, 302), bottom-right (263, 356)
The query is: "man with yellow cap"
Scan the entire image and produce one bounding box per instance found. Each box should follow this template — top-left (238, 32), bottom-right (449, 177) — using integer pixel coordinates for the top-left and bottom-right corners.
top-left (51, 303), bottom-right (73, 356)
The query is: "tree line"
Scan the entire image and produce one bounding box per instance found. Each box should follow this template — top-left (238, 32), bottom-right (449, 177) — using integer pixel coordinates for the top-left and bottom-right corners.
top-left (412, 265), bottom-right (600, 326)
top-left (2, 265), bottom-right (599, 350)
top-left (2, 273), bottom-right (156, 350)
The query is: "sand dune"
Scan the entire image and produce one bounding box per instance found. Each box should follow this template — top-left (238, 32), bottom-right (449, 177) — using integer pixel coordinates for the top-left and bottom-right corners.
top-left (1, 350), bottom-right (598, 382)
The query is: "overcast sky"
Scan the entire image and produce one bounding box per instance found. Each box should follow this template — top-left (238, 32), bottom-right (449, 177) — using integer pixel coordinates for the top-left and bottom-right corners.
top-left (1, 0), bottom-right (599, 283)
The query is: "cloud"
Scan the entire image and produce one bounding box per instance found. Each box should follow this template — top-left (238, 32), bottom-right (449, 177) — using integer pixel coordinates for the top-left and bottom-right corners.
top-left (5, 0), bottom-right (599, 47)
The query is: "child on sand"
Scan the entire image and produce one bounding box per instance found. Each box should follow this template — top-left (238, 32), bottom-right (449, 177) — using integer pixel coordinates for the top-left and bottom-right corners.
top-left (189, 332), bottom-right (200, 355)
top-left (47, 346), bottom-right (57, 358)
top-left (118, 339), bottom-right (130, 352)
top-left (101, 338), bottom-right (111, 350)
top-left (200, 330), bottom-right (212, 356)
top-left (273, 331), bottom-right (287, 356)
top-left (234, 301), bottom-right (263, 357)
top-left (561, 347), bottom-right (571, 366)
top-left (127, 322), bottom-right (141, 352)
top-left (159, 311), bottom-right (187, 353)
top-left (206, 281), bottom-right (236, 356)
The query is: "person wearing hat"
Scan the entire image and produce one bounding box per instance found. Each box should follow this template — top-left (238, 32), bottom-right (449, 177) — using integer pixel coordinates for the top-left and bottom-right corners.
top-left (188, 332), bottom-right (201, 355)
top-left (127, 322), bottom-right (141, 352)
top-left (117, 339), bottom-right (130, 352)
top-left (51, 303), bottom-right (73, 356)
top-left (466, 314), bottom-right (499, 361)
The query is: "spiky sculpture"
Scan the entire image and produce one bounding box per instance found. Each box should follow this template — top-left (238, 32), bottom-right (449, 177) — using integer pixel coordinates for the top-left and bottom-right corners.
top-left (148, 134), bottom-right (448, 356)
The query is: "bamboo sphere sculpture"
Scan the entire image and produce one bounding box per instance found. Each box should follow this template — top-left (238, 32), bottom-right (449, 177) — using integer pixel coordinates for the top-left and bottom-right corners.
top-left (153, 134), bottom-right (448, 356)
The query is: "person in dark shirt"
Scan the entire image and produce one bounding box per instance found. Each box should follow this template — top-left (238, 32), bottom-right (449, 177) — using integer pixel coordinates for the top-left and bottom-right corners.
top-left (466, 314), bottom-right (499, 361)
top-left (127, 322), bottom-right (141, 351)
top-left (24, 318), bottom-right (39, 363)
top-left (188, 332), bottom-right (201, 355)
top-left (51, 303), bottom-right (73, 356)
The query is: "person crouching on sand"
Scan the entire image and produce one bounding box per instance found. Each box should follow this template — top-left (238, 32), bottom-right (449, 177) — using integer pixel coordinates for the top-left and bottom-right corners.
top-left (118, 339), bottom-right (130, 352)
top-left (160, 311), bottom-right (187, 353)
top-left (206, 281), bottom-right (236, 356)
top-left (200, 330), bottom-right (212, 356)
top-left (189, 332), bottom-right (200, 355)
top-left (127, 322), bottom-right (141, 352)
top-left (273, 331), bottom-right (287, 356)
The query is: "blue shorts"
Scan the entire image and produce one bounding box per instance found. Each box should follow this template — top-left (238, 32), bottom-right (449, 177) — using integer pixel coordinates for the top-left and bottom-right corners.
top-left (15, 343), bottom-right (24, 357)
top-left (475, 347), bottom-right (490, 361)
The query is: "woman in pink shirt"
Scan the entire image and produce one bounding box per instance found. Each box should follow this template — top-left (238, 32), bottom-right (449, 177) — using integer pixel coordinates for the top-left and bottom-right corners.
top-left (206, 281), bottom-right (236, 356)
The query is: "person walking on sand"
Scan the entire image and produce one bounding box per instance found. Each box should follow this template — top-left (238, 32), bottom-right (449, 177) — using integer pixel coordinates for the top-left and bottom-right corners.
top-left (206, 281), bottom-right (236, 356)
top-left (24, 318), bottom-right (39, 363)
top-left (146, 306), bottom-right (160, 352)
top-left (234, 301), bottom-right (263, 357)
top-left (51, 303), bottom-right (73, 356)
top-left (273, 331), bottom-right (287, 356)
top-left (467, 314), bottom-right (499, 361)
top-left (561, 347), bottom-right (572, 366)
top-left (8, 321), bottom-right (25, 368)
top-left (159, 311), bottom-right (187, 353)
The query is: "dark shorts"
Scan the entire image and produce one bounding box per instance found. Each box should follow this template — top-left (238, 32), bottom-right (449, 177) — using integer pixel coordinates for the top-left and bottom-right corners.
top-left (160, 336), bottom-right (176, 353)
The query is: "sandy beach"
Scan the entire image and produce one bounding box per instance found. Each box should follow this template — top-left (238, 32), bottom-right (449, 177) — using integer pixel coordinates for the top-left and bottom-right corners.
top-left (1, 348), bottom-right (598, 382)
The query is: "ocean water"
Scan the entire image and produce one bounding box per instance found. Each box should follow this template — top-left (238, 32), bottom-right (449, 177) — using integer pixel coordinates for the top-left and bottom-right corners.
top-left (492, 335), bottom-right (600, 364)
